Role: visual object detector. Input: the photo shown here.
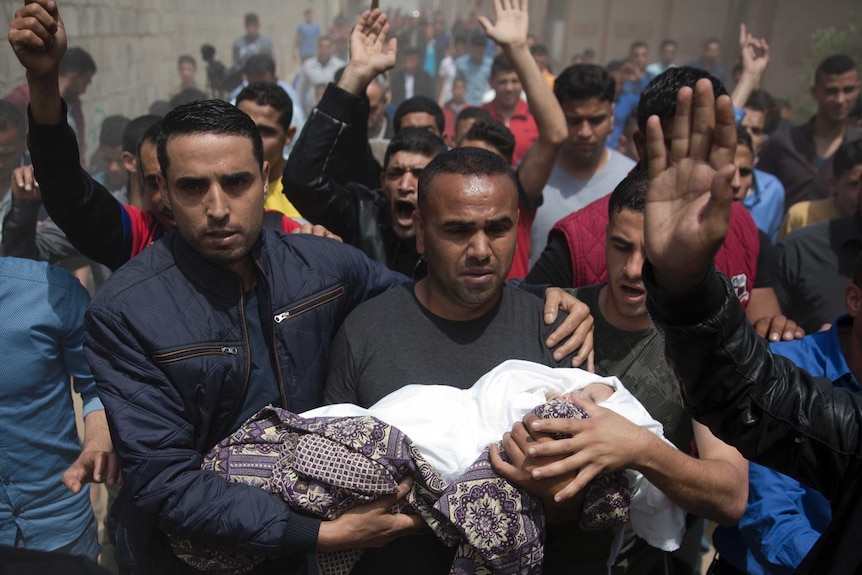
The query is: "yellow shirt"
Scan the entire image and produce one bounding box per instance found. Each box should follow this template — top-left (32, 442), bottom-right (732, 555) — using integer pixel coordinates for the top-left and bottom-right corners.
top-left (779, 198), bottom-right (840, 239)
top-left (541, 69), bottom-right (556, 89)
top-left (264, 178), bottom-right (304, 220)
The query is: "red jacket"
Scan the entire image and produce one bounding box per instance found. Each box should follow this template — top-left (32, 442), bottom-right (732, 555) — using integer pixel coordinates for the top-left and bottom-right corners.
top-left (550, 197), bottom-right (759, 307)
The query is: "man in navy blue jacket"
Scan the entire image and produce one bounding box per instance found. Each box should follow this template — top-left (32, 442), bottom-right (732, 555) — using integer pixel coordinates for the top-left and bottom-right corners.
top-left (9, 4), bottom-right (597, 573)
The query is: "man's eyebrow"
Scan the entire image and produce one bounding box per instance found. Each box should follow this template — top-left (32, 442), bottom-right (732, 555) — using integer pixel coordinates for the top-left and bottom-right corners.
top-left (609, 233), bottom-right (635, 245)
top-left (174, 176), bottom-right (208, 188)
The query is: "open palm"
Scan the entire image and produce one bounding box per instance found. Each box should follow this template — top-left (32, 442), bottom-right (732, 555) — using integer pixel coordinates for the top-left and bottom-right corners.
top-left (644, 79), bottom-right (738, 291)
top-left (479, 0), bottom-right (530, 47)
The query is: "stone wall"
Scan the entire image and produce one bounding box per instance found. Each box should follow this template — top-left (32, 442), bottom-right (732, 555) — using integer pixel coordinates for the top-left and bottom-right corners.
top-left (0, 0), bottom-right (338, 153)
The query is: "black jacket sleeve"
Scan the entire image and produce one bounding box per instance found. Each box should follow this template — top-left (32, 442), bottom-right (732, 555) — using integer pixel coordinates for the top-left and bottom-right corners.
top-left (282, 84), bottom-right (378, 246)
top-left (645, 264), bottom-right (862, 502)
top-left (525, 232), bottom-right (574, 287)
top-left (28, 103), bottom-right (127, 268)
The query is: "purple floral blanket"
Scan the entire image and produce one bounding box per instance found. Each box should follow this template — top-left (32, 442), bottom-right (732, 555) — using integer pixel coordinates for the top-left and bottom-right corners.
top-left (171, 400), bottom-right (629, 575)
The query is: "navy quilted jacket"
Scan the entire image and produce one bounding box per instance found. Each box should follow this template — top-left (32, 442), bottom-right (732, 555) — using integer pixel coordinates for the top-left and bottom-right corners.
top-left (84, 229), bottom-right (405, 573)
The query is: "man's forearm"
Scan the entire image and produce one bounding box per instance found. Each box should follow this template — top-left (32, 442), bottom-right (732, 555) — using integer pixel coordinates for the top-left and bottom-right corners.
top-left (27, 72), bottom-right (63, 125)
top-left (82, 410), bottom-right (113, 453)
top-left (633, 433), bottom-right (747, 524)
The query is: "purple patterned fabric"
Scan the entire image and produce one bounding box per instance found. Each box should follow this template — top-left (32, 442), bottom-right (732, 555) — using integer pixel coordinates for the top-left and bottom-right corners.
top-left (170, 401), bottom-right (629, 575)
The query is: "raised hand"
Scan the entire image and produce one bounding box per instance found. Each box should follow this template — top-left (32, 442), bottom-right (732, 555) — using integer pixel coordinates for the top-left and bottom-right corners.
top-left (479, 0), bottom-right (529, 49)
top-left (739, 23), bottom-right (770, 78)
top-left (338, 8), bottom-right (396, 96)
top-left (644, 78), bottom-right (738, 294)
top-left (8, 0), bottom-right (67, 77)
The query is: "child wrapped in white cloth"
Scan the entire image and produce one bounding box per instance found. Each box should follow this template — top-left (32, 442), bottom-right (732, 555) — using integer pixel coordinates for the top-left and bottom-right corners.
top-left (303, 359), bottom-right (686, 553)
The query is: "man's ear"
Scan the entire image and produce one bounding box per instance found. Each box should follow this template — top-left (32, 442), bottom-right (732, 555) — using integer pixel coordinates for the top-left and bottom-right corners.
top-left (262, 160), bottom-right (271, 191)
top-left (122, 151), bottom-right (137, 174)
top-left (285, 126), bottom-right (297, 146)
top-left (846, 285), bottom-right (862, 319)
top-left (157, 174), bottom-right (171, 209)
top-left (414, 210), bottom-right (426, 254)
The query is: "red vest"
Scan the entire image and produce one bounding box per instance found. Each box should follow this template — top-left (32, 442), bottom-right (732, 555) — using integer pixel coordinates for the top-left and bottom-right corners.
top-left (549, 197), bottom-right (759, 307)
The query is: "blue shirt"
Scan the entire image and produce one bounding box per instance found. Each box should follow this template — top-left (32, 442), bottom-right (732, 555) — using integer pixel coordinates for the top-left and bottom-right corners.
top-left (296, 22), bottom-right (321, 59)
top-left (0, 258), bottom-right (102, 550)
top-left (713, 317), bottom-right (856, 573)
top-left (607, 91), bottom-right (640, 151)
top-left (744, 169), bottom-right (786, 243)
top-left (456, 54), bottom-right (493, 106)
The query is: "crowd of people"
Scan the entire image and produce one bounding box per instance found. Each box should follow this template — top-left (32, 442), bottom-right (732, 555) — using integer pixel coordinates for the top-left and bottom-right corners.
top-left (1, 0), bottom-right (861, 574)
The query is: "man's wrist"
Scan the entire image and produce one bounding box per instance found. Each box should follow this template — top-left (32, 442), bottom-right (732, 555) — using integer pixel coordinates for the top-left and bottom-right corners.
top-left (337, 65), bottom-right (374, 96)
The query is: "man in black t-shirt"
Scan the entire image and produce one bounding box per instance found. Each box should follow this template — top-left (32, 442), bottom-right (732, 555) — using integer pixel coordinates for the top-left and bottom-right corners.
top-left (325, 147), bottom-right (595, 575)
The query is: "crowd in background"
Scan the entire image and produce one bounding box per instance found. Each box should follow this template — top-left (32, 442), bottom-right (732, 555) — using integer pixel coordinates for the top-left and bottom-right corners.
top-left (1, 1), bottom-right (861, 574)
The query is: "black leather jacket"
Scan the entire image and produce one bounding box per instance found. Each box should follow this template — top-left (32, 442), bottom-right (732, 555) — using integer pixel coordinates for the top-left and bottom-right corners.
top-left (646, 265), bottom-right (862, 574)
top-left (282, 84), bottom-right (424, 278)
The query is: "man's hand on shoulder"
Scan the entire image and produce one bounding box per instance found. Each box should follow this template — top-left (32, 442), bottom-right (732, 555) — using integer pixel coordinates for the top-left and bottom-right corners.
top-left (542, 287), bottom-right (595, 370)
top-left (316, 478), bottom-right (426, 551)
top-left (753, 314), bottom-right (805, 342)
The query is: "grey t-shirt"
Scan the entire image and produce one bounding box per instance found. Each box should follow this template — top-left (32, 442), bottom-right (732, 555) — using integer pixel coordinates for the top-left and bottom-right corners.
top-left (324, 283), bottom-right (571, 408)
top-left (530, 149), bottom-right (635, 265)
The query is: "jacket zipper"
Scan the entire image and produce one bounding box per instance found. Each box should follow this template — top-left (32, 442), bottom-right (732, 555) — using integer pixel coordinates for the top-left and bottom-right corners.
top-left (273, 285), bottom-right (345, 323)
top-left (152, 345), bottom-right (238, 364)
top-left (223, 282), bottom-right (253, 429)
top-left (256, 261), bottom-right (289, 411)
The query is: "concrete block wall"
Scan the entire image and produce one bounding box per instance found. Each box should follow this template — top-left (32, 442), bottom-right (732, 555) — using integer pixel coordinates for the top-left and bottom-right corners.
top-left (0, 0), bottom-right (339, 154)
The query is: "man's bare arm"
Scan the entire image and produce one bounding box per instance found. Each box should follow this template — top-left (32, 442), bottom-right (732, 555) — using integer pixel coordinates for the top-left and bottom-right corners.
top-left (479, 0), bottom-right (567, 202)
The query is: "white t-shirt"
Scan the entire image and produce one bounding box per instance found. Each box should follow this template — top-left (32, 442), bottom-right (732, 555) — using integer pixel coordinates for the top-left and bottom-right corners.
top-left (530, 149), bottom-right (636, 265)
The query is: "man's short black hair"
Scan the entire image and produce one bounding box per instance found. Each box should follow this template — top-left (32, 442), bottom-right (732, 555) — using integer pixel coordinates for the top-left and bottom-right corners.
top-left (59, 47), bottom-right (97, 75)
top-left (236, 82), bottom-right (294, 131)
top-left (736, 124), bottom-right (754, 155)
top-left (637, 66), bottom-right (727, 132)
top-left (157, 99), bottom-right (263, 178)
top-left (530, 44), bottom-right (549, 57)
top-left (833, 140), bottom-right (862, 180)
top-left (244, 12), bottom-right (259, 26)
top-left (660, 38), bottom-right (677, 50)
top-left (394, 96), bottom-right (445, 135)
top-left (138, 119), bottom-right (163, 158)
top-left (470, 31), bottom-right (487, 47)
top-left (402, 46), bottom-right (421, 58)
top-left (200, 44), bottom-right (216, 62)
top-left (123, 115), bottom-right (162, 154)
top-left (456, 106), bottom-right (493, 125)
top-left (243, 54), bottom-right (277, 78)
top-left (0, 100), bottom-right (26, 135)
top-left (815, 54), bottom-right (858, 85)
top-left (744, 89), bottom-right (775, 114)
top-left (418, 147), bottom-right (516, 210)
top-left (383, 127), bottom-right (448, 172)
top-left (178, 54), bottom-right (196, 68)
top-left (607, 169), bottom-right (649, 218)
top-left (99, 115), bottom-right (130, 148)
top-left (630, 41), bottom-right (648, 52)
top-left (554, 64), bottom-right (616, 105)
top-left (491, 54), bottom-right (516, 78)
top-left (461, 119), bottom-right (516, 165)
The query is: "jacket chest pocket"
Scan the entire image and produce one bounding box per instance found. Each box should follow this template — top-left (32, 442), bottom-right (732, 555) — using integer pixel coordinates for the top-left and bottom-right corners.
top-left (273, 285), bottom-right (345, 325)
top-left (152, 343), bottom-right (246, 407)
